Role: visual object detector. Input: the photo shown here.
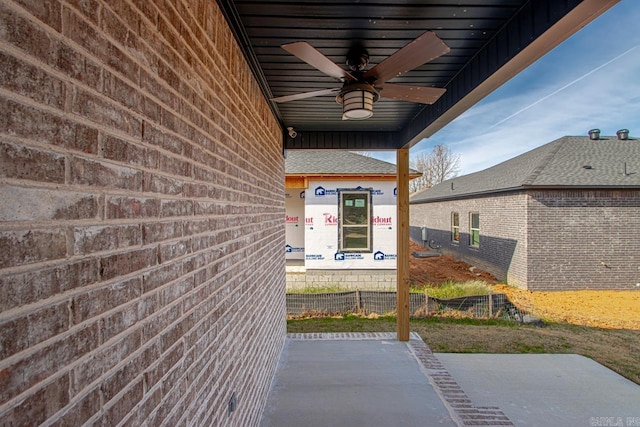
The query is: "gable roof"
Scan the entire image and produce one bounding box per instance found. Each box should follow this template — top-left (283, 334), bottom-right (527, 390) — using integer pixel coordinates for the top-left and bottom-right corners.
top-left (286, 150), bottom-right (419, 177)
top-left (411, 135), bottom-right (640, 203)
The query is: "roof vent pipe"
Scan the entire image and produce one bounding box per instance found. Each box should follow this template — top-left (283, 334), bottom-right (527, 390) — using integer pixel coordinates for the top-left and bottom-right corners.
top-left (617, 129), bottom-right (629, 140)
top-left (588, 129), bottom-right (600, 140)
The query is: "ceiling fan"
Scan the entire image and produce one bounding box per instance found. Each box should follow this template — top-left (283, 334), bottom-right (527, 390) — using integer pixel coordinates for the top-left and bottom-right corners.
top-left (270, 31), bottom-right (450, 120)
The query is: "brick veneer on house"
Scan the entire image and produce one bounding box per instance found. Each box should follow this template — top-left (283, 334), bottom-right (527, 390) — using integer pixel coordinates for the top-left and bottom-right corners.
top-left (411, 192), bottom-right (528, 288)
top-left (0, 1), bottom-right (286, 425)
top-left (411, 189), bottom-right (640, 291)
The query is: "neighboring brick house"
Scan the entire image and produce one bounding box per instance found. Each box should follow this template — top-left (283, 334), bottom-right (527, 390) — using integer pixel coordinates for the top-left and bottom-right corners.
top-left (410, 131), bottom-right (640, 291)
top-left (285, 151), bottom-right (419, 289)
top-left (0, 2), bottom-right (285, 426)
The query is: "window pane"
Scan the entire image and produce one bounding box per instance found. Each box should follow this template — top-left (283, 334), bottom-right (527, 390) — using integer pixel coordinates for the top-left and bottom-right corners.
top-left (471, 230), bottom-right (480, 246)
top-left (343, 226), bottom-right (368, 249)
top-left (342, 194), bottom-right (368, 225)
top-left (451, 212), bottom-right (459, 242)
top-left (471, 213), bottom-right (479, 229)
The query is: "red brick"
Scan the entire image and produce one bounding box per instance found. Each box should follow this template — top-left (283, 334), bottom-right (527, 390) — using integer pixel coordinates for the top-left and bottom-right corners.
top-left (49, 387), bottom-right (101, 427)
top-left (72, 330), bottom-right (143, 394)
top-left (106, 195), bottom-right (160, 219)
top-left (102, 134), bottom-right (158, 168)
top-left (0, 258), bottom-right (99, 312)
top-left (119, 386), bottom-right (162, 427)
top-left (0, 186), bottom-right (99, 222)
top-left (159, 239), bottom-right (190, 262)
top-left (0, 50), bottom-right (66, 109)
top-left (72, 88), bottom-right (140, 137)
top-left (159, 276), bottom-right (194, 308)
top-left (103, 70), bottom-right (141, 109)
top-left (142, 172), bottom-right (184, 195)
top-left (100, 379), bottom-right (144, 426)
top-left (12, 0), bottom-right (62, 31)
top-left (0, 2), bottom-right (55, 62)
top-left (72, 277), bottom-right (142, 323)
top-left (0, 98), bottom-right (99, 153)
top-left (99, 247), bottom-right (157, 280)
top-left (0, 374), bottom-right (70, 426)
top-left (61, 7), bottom-right (106, 59)
top-left (158, 132), bottom-right (186, 157)
top-left (70, 155), bottom-right (143, 190)
top-left (142, 262), bottom-right (183, 293)
top-left (0, 229), bottom-right (67, 268)
top-left (0, 140), bottom-right (65, 183)
top-left (101, 301), bottom-right (140, 341)
top-left (183, 182), bottom-right (209, 198)
top-left (140, 95), bottom-right (162, 123)
top-left (160, 199), bottom-right (194, 217)
top-left (0, 301), bottom-right (69, 359)
top-left (158, 152), bottom-right (192, 177)
top-left (73, 224), bottom-right (142, 255)
top-left (141, 304), bottom-right (181, 343)
top-left (143, 340), bottom-right (184, 392)
top-left (141, 220), bottom-right (183, 244)
top-left (183, 218), bottom-right (210, 236)
top-left (66, 0), bottom-right (102, 25)
top-left (0, 322), bottom-right (99, 403)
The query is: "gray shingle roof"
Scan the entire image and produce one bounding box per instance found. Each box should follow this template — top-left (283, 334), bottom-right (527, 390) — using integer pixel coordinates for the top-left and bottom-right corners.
top-left (411, 135), bottom-right (640, 203)
top-left (285, 150), bottom-right (418, 175)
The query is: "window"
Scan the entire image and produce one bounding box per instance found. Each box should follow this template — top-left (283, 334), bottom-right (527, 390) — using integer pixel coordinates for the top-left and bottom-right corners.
top-left (451, 212), bottom-right (460, 242)
top-left (470, 212), bottom-right (480, 247)
top-left (338, 189), bottom-right (371, 252)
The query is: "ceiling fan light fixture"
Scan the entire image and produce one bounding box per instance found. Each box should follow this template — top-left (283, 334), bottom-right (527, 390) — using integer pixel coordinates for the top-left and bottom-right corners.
top-left (337, 84), bottom-right (379, 120)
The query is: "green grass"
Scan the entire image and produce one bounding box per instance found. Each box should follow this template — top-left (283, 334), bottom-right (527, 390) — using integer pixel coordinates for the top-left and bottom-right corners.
top-left (286, 285), bottom-right (358, 294)
top-left (287, 280), bottom-right (494, 297)
top-left (420, 280), bottom-right (493, 299)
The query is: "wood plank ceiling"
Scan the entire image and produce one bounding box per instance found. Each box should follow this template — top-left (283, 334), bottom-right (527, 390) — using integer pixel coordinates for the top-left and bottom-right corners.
top-left (217, 0), bottom-right (618, 150)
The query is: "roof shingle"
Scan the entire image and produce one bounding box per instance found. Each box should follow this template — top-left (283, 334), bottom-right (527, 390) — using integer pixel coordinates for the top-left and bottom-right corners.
top-left (411, 135), bottom-right (640, 203)
top-left (285, 150), bottom-right (418, 176)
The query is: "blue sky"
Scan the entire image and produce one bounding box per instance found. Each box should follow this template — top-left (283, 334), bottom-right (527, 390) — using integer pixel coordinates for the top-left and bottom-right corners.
top-left (371, 0), bottom-right (640, 175)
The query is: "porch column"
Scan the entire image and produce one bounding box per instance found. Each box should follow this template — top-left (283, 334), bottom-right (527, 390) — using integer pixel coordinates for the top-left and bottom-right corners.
top-left (396, 148), bottom-right (410, 341)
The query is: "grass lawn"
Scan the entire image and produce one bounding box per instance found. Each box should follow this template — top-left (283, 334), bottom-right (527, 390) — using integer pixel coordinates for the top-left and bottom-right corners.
top-left (287, 315), bottom-right (640, 385)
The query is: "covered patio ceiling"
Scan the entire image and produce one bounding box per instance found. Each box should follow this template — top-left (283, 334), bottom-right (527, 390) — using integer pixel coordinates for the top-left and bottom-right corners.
top-left (218, 0), bottom-right (618, 150)
top-left (217, 0), bottom-right (617, 151)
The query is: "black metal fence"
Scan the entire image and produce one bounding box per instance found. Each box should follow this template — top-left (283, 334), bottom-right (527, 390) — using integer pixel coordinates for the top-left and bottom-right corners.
top-left (286, 291), bottom-right (525, 321)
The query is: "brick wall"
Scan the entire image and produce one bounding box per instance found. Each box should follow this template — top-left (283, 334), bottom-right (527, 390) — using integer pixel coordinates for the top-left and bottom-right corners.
top-left (0, 1), bottom-right (286, 426)
top-left (527, 189), bottom-right (640, 290)
top-left (410, 192), bottom-right (528, 288)
top-left (286, 269), bottom-right (397, 290)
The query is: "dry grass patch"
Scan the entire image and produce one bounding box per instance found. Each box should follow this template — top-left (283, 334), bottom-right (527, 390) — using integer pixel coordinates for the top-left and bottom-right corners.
top-left (493, 285), bottom-right (640, 330)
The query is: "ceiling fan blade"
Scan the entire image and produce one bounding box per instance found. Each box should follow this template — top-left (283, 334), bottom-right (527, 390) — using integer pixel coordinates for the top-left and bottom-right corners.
top-left (377, 83), bottom-right (446, 104)
top-left (270, 88), bottom-right (340, 103)
top-left (364, 31), bottom-right (450, 83)
top-left (282, 42), bottom-right (356, 81)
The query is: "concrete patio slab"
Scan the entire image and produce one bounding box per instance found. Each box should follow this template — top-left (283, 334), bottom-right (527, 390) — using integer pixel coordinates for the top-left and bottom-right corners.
top-left (260, 333), bottom-right (640, 427)
top-left (437, 353), bottom-right (640, 427)
top-left (260, 333), bottom-right (458, 427)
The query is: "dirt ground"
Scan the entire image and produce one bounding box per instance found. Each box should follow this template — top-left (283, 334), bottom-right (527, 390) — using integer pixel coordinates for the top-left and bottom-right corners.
top-left (409, 241), bottom-right (640, 331)
top-left (409, 241), bottom-right (498, 285)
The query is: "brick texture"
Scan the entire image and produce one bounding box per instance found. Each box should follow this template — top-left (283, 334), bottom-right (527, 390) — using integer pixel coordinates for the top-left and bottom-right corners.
top-left (526, 189), bottom-right (640, 290)
top-left (411, 192), bottom-right (528, 288)
top-left (0, 1), bottom-right (286, 426)
top-left (410, 189), bottom-right (640, 290)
